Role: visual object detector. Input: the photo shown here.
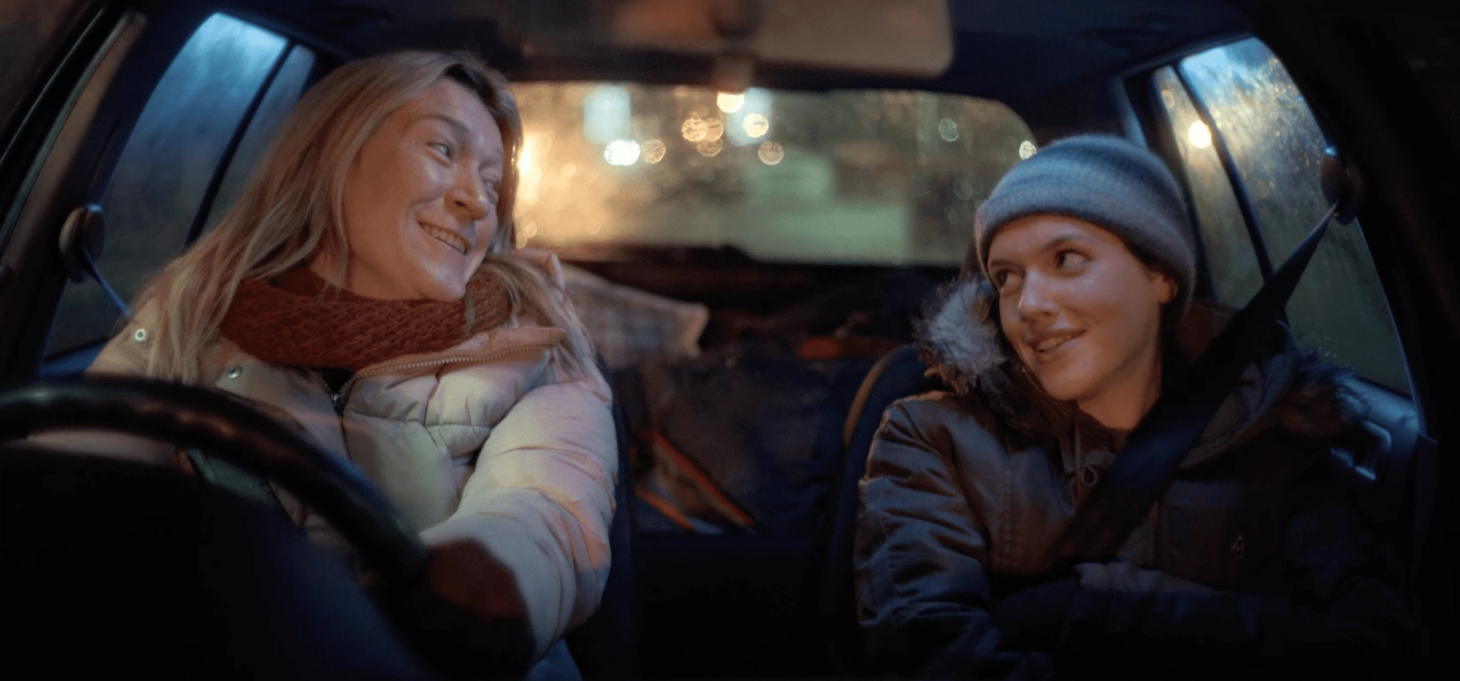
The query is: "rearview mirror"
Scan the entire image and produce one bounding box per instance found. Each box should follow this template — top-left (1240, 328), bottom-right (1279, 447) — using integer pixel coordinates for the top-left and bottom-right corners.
top-left (520, 0), bottom-right (954, 85)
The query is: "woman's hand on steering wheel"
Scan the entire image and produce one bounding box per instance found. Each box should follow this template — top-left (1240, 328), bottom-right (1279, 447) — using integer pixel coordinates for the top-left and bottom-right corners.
top-left (390, 538), bottom-right (537, 679)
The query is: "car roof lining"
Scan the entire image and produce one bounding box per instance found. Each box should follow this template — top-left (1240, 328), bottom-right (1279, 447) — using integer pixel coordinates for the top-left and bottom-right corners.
top-left (218, 0), bottom-right (1249, 101)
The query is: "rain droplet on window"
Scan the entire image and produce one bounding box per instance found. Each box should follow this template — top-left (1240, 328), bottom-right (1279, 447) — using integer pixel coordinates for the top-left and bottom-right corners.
top-left (938, 118), bottom-right (959, 142)
top-left (954, 178), bottom-right (975, 201)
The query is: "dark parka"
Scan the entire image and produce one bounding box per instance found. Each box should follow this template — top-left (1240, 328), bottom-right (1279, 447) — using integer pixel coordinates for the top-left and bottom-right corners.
top-left (853, 276), bottom-right (1413, 679)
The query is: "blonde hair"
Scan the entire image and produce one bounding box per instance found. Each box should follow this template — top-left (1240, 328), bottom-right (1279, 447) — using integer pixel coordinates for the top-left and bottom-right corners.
top-left (134, 51), bottom-right (594, 383)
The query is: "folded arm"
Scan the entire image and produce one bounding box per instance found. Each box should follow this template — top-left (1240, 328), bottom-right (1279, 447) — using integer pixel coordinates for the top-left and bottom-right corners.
top-left (1057, 491), bottom-right (1414, 670)
top-left (419, 375), bottom-right (617, 660)
top-left (1011, 451), bottom-right (1416, 674)
top-left (855, 398), bottom-right (1054, 680)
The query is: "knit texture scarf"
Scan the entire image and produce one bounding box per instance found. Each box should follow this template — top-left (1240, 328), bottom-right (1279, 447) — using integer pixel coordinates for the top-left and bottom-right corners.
top-left (220, 266), bottom-right (511, 371)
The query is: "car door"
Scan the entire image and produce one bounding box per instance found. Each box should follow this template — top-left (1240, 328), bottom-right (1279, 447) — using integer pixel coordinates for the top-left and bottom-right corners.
top-left (0, 0), bottom-right (137, 377)
top-left (1120, 29), bottom-right (1442, 658)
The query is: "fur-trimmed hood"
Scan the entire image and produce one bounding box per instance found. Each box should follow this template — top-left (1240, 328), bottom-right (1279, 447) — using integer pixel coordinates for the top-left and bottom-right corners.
top-left (915, 276), bottom-right (1366, 468)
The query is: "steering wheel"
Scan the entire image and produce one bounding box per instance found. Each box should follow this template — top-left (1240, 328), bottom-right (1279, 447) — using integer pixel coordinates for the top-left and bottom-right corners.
top-left (0, 375), bottom-right (429, 588)
top-left (0, 375), bottom-right (546, 679)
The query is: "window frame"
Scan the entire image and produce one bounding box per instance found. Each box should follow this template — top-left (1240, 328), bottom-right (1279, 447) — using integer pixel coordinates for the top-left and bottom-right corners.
top-left (1117, 34), bottom-right (1418, 400)
top-left (0, 3), bottom-right (334, 378)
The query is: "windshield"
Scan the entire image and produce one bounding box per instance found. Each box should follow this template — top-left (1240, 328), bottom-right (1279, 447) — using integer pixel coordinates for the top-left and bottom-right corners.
top-left (510, 83), bottom-right (1035, 265)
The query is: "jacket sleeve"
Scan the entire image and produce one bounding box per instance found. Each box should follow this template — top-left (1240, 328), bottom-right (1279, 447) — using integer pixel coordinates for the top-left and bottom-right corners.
top-left (1060, 476), bottom-right (1415, 672)
top-left (855, 398), bottom-right (1054, 680)
top-left (418, 371), bottom-right (617, 659)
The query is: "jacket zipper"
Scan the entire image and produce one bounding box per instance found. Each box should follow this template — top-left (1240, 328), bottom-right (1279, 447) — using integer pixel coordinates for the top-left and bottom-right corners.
top-left (304, 368), bottom-right (346, 416)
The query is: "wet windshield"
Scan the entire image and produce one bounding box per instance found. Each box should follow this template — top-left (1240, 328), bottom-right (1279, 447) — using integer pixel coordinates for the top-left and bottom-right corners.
top-left (510, 83), bottom-right (1034, 264)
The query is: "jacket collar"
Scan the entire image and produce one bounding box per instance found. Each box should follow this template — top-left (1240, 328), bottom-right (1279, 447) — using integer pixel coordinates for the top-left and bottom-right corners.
top-left (915, 276), bottom-right (1358, 474)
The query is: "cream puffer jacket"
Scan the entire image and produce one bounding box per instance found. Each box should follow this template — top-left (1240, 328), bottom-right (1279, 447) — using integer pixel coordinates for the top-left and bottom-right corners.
top-left (67, 301), bottom-right (617, 661)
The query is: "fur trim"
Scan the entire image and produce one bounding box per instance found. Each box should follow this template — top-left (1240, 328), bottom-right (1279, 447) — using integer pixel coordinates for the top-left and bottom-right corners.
top-left (914, 276), bottom-right (1368, 453)
top-left (915, 276), bottom-right (1077, 449)
top-left (916, 277), bottom-right (1005, 399)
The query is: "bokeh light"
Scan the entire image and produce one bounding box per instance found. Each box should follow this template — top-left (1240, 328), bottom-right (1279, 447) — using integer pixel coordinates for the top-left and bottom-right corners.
top-left (742, 113), bottom-right (769, 138)
top-left (1187, 120), bottom-right (1213, 149)
top-left (642, 139), bottom-right (666, 164)
top-left (717, 92), bottom-right (745, 113)
top-left (757, 141), bottom-right (784, 165)
top-left (603, 140), bottom-right (641, 166)
top-left (518, 133), bottom-right (540, 178)
top-left (582, 85), bottom-right (630, 144)
top-left (681, 117), bottom-right (709, 142)
top-left (696, 138), bottom-right (724, 156)
top-left (704, 117), bottom-right (725, 142)
top-left (726, 88), bottom-right (773, 146)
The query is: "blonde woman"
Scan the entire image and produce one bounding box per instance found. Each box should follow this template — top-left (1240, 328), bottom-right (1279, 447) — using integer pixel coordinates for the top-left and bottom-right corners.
top-left (62, 51), bottom-right (614, 677)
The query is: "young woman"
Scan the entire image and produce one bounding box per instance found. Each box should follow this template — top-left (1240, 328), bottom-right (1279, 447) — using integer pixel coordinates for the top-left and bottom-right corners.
top-left (70, 51), bottom-right (614, 677)
top-left (854, 135), bottom-right (1412, 678)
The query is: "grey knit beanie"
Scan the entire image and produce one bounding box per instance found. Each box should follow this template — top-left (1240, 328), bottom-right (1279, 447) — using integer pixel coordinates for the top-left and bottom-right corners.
top-left (970, 134), bottom-right (1195, 317)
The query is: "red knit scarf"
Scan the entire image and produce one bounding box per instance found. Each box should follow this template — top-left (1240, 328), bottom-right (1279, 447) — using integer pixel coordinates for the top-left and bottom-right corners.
top-left (220, 267), bottom-right (511, 371)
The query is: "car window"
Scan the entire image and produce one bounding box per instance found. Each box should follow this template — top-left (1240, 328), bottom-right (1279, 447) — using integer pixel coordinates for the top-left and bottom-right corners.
top-left (510, 83), bottom-right (1035, 265)
top-left (1158, 37), bottom-right (1409, 394)
top-left (45, 13), bottom-right (308, 358)
top-left (1151, 66), bottom-right (1264, 309)
top-left (200, 44), bottom-right (316, 234)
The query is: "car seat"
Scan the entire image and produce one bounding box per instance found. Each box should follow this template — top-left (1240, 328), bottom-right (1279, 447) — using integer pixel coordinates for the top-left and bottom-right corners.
top-left (808, 343), bottom-right (932, 675)
top-left (564, 395), bottom-right (639, 679)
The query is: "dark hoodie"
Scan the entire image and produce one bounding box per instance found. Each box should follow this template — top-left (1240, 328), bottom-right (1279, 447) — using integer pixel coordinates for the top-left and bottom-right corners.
top-left (853, 277), bottom-right (1413, 679)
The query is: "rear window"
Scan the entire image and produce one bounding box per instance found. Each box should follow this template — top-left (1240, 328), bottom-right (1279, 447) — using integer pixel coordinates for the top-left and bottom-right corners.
top-left (509, 83), bottom-right (1034, 265)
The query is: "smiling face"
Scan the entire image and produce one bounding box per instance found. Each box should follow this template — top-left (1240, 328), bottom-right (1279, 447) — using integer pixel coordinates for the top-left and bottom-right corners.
top-left (317, 79), bottom-right (503, 301)
top-left (986, 214), bottom-right (1177, 430)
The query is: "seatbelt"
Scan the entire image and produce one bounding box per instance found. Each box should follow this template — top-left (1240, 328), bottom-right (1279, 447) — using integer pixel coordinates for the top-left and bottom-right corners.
top-left (1050, 201), bottom-right (1339, 562)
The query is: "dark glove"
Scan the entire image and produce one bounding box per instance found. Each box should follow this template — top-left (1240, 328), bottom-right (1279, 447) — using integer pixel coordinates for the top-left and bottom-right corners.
top-left (389, 539), bottom-right (536, 680)
top-left (989, 577), bottom-right (1078, 651)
